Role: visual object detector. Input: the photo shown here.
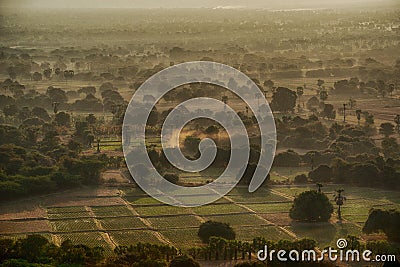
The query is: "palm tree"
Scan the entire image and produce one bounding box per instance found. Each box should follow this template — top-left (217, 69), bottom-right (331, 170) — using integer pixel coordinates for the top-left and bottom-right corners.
top-left (319, 90), bottom-right (328, 102)
top-left (394, 114), bottom-right (400, 133)
top-left (296, 86), bottom-right (304, 108)
top-left (343, 103), bottom-right (347, 122)
top-left (317, 79), bottom-right (325, 89)
top-left (334, 189), bottom-right (346, 220)
top-left (52, 102), bottom-right (60, 114)
top-left (356, 109), bottom-right (362, 125)
top-left (316, 183), bottom-right (323, 193)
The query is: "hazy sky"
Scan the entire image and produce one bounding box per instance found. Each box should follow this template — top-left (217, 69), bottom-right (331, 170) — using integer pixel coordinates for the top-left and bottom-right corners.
top-left (0, 0), bottom-right (398, 9)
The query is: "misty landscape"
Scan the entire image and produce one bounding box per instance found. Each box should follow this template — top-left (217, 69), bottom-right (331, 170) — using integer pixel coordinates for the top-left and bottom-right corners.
top-left (0, 0), bottom-right (399, 266)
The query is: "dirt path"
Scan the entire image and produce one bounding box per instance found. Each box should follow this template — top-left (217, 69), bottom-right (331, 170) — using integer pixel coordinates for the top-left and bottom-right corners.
top-left (85, 206), bottom-right (118, 249)
top-left (223, 194), bottom-right (298, 240)
top-left (120, 197), bottom-right (172, 246)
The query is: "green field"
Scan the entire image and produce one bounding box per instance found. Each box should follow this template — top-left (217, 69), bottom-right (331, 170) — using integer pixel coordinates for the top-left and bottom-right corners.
top-left (2, 184), bottom-right (399, 252)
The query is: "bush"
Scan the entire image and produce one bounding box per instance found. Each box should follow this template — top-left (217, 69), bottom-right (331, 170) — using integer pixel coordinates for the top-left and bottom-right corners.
top-left (289, 190), bottom-right (333, 222)
top-left (273, 150), bottom-right (301, 167)
top-left (169, 255), bottom-right (200, 267)
top-left (198, 221), bottom-right (235, 243)
top-left (363, 209), bottom-right (400, 242)
top-left (308, 165), bottom-right (332, 182)
top-left (294, 174), bottom-right (308, 184)
top-left (163, 173), bottom-right (179, 184)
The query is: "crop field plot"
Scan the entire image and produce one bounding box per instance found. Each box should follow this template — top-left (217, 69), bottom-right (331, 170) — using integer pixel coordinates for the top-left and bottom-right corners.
top-left (110, 230), bottom-right (162, 245)
top-left (99, 217), bottom-right (147, 229)
top-left (160, 228), bottom-right (203, 248)
top-left (271, 186), bottom-right (314, 198)
top-left (0, 220), bottom-right (51, 234)
top-left (135, 205), bottom-right (193, 217)
top-left (47, 206), bottom-right (91, 219)
top-left (344, 188), bottom-right (400, 204)
top-left (204, 213), bottom-right (268, 226)
top-left (192, 203), bottom-right (248, 215)
top-left (234, 225), bottom-right (294, 242)
top-left (91, 205), bottom-right (133, 217)
top-left (126, 195), bottom-right (162, 205)
top-left (227, 187), bottom-right (289, 203)
top-left (175, 194), bottom-right (232, 206)
top-left (0, 233), bottom-right (52, 241)
top-left (260, 212), bottom-right (292, 226)
top-left (244, 202), bottom-right (293, 214)
top-left (342, 214), bottom-right (369, 224)
top-left (147, 215), bottom-right (202, 229)
top-left (285, 222), bottom-right (362, 248)
top-left (51, 219), bottom-right (98, 232)
top-left (58, 232), bottom-right (109, 248)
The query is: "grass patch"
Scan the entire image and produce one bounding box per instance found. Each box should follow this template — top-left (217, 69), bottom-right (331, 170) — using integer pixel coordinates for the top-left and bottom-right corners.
top-left (286, 222), bottom-right (362, 248)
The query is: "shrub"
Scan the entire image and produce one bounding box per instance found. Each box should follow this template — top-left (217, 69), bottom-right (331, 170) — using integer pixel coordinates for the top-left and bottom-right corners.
top-left (289, 190), bottom-right (334, 222)
top-left (294, 174), bottom-right (308, 184)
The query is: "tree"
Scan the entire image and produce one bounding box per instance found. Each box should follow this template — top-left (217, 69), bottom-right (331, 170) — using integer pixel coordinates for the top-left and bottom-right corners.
top-left (32, 107), bottom-right (51, 121)
top-left (3, 104), bottom-right (19, 117)
top-left (63, 70), bottom-right (74, 84)
top-left (32, 72), bottom-right (42, 81)
top-left (319, 90), bottom-right (328, 102)
top-left (321, 104), bottom-right (335, 120)
top-left (86, 113), bottom-right (97, 125)
top-left (263, 79), bottom-right (274, 91)
top-left (169, 255), bottom-right (200, 267)
top-left (364, 112), bottom-right (374, 126)
top-left (55, 111), bottom-right (71, 126)
top-left (363, 209), bottom-right (400, 242)
top-left (184, 136), bottom-right (201, 154)
top-left (381, 137), bottom-right (400, 158)
top-left (147, 109), bottom-right (159, 127)
top-left (387, 84), bottom-right (395, 96)
top-left (198, 221), bottom-right (235, 243)
top-left (78, 86), bottom-right (96, 95)
top-left (296, 86), bottom-right (304, 107)
top-left (163, 173), bottom-right (179, 184)
top-left (14, 234), bottom-right (49, 262)
top-left (308, 165), bottom-right (332, 182)
top-left (43, 68), bottom-right (52, 79)
top-left (273, 150), bottom-right (301, 167)
top-left (238, 163), bottom-right (270, 186)
top-left (289, 190), bottom-right (333, 222)
top-left (317, 79), bottom-right (325, 89)
top-left (379, 123), bottom-right (395, 137)
top-left (294, 174), bottom-right (307, 184)
top-left (270, 87), bottom-right (297, 113)
top-left (334, 189), bottom-right (346, 220)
